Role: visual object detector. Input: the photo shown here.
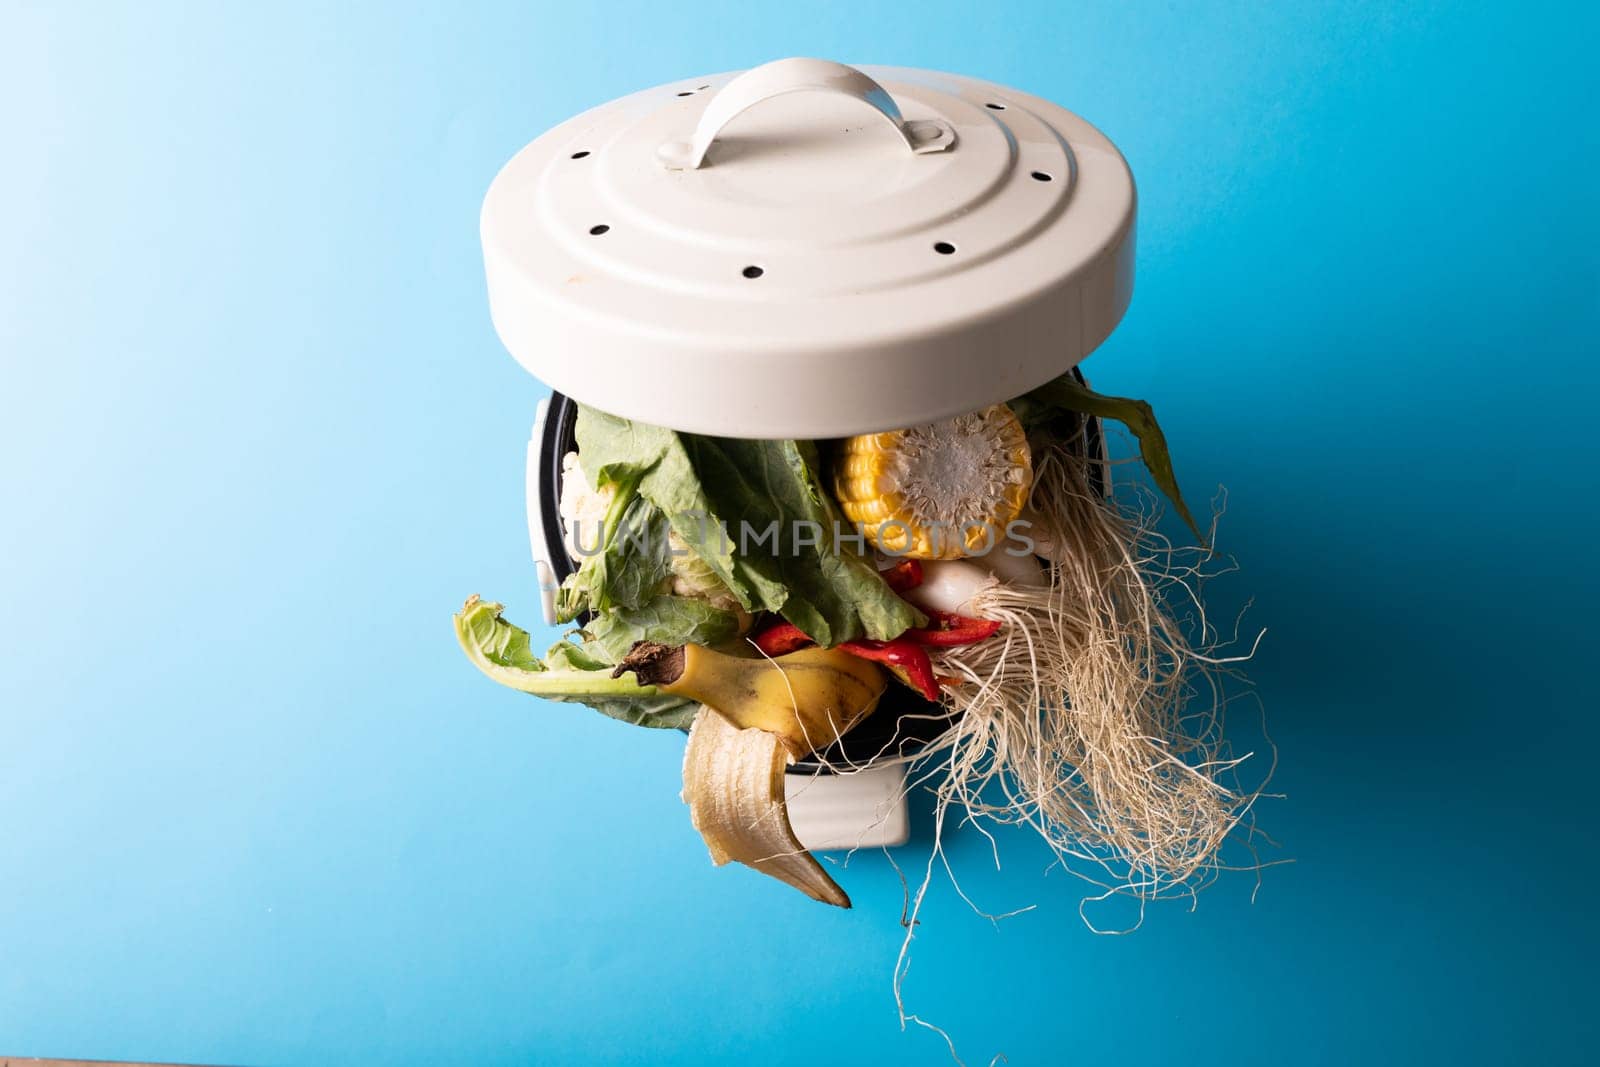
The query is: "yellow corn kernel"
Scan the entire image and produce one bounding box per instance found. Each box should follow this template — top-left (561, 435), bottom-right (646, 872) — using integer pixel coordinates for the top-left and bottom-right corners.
top-left (833, 404), bottom-right (1032, 559)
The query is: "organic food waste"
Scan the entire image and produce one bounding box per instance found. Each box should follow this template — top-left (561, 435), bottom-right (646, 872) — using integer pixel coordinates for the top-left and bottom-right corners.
top-left (454, 371), bottom-right (1272, 993)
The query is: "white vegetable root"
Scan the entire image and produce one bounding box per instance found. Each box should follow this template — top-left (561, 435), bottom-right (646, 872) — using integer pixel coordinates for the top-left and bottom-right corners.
top-left (919, 439), bottom-right (1263, 903)
top-left (866, 431), bottom-right (1269, 1043)
top-left (855, 430), bottom-right (1268, 953)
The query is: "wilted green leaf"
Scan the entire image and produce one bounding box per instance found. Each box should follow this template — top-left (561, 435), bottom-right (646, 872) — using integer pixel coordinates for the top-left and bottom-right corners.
top-left (1018, 373), bottom-right (1206, 545)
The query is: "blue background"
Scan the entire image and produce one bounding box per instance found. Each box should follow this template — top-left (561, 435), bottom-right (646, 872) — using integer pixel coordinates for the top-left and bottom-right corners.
top-left (3, 2), bottom-right (1596, 1063)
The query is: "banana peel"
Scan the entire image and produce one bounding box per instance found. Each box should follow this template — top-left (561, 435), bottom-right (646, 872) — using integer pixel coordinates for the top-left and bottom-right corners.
top-left (681, 706), bottom-right (851, 908)
top-left (616, 642), bottom-right (885, 763)
top-left (618, 641), bottom-right (885, 906)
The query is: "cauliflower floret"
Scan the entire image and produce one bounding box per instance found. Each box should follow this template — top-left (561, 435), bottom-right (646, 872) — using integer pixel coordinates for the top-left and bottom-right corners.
top-left (558, 451), bottom-right (613, 561)
top-left (665, 528), bottom-right (744, 614)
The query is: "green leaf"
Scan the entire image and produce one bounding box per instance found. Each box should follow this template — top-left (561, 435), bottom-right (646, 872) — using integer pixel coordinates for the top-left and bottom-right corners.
top-left (681, 435), bottom-right (924, 644)
top-left (573, 404), bottom-right (922, 643)
top-left (1018, 373), bottom-right (1206, 545)
top-left (585, 594), bottom-right (743, 662)
top-left (454, 596), bottom-right (698, 730)
top-left (555, 467), bottom-right (650, 622)
top-left (576, 406), bottom-right (767, 611)
top-left (588, 498), bottom-right (676, 613)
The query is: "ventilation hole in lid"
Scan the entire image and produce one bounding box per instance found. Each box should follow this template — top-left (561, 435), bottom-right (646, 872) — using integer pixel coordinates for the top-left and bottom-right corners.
top-left (676, 91), bottom-right (693, 96)
top-left (589, 224), bottom-right (610, 235)
top-left (697, 84), bottom-right (710, 90)
top-left (985, 102), bottom-right (1006, 110)
top-left (742, 265), bottom-right (764, 279)
top-left (570, 150), bottom-right (591, 159)
top-left (1031, 170), bottom-right (1052, 182)
top-left (933, 241), bottom-right (956, 255)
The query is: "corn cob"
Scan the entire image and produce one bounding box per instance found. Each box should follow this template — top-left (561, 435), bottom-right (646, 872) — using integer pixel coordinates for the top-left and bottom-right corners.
top-left (833, 403), bottom-right (1033, 559)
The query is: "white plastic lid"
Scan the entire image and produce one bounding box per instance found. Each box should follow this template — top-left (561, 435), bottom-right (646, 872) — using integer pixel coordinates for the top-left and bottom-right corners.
top-left (482, 58), bottom-right (1135, 438)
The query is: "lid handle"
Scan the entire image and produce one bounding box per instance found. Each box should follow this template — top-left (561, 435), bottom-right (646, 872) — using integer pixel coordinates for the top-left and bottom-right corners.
top-left (657, 58), bottom-right (956, 170)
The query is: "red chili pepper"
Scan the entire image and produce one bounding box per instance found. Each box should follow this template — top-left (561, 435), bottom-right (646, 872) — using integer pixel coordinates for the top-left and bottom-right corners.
top-left (906, 610), bottom-right (1002, 648)
top-left (750, 620), bottom-right (815, 657)
top-left (752, 616), bottom-right (944, 703)
top-left (880, 558), bottom-right (924, 593)
top-left (839, 638), bottom-right (941, 702)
